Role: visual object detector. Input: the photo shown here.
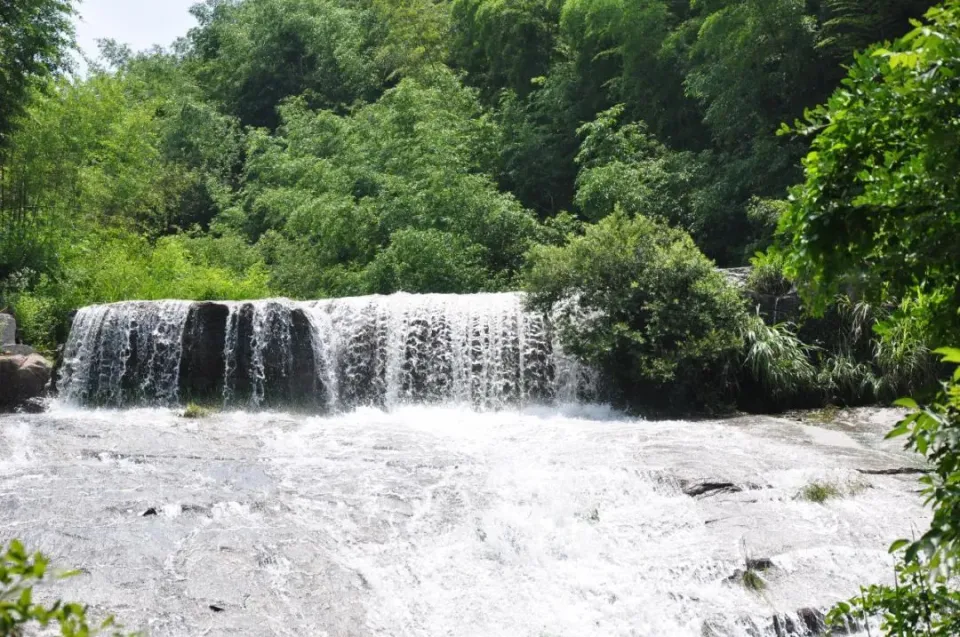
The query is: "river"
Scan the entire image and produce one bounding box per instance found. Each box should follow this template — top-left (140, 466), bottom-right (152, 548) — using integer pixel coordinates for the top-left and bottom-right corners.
top-left (0, 403), bottom-right (926, 636)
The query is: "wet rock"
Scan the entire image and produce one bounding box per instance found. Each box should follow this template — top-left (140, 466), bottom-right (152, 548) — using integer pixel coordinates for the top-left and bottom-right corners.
top-left (179, 302), bottom-right (230, 402)
top-left (681, 481), bottom-right (743, 498)
top-left (3, 344), bottom-right (35, 356)
top-left (771, 608), bottom-right (837, 636)
top-left (0, 313), bottom-right (15, 348)
top-left (746, 557), bottom-right (775, 571)
top-left (16, 397), bottom-right (47, 414)
top-left (857, 467), bottom-right (929, 476)
top-left (798, 608), bottom-right (826, 634)
top-left (0, 353), bottom-right (53, 411)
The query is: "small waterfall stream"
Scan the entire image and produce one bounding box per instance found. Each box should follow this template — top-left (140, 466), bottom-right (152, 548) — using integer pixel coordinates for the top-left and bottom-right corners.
top-left (58, 293), bottom-right (592, 410)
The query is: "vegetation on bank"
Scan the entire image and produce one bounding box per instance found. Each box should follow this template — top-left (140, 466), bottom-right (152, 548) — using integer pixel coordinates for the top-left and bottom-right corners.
top-left (0, 0), bottom-right (947, 412)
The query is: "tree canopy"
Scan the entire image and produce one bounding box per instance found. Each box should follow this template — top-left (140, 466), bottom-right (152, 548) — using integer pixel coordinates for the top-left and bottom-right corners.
top-left (780, 1), bottom-right (960, 341)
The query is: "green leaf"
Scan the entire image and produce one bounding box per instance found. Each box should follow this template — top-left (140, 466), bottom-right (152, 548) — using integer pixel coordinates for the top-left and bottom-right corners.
top-left (934, 347), bottom-right (960, 363)
top-left (888, 539), bottom-right (909, 553)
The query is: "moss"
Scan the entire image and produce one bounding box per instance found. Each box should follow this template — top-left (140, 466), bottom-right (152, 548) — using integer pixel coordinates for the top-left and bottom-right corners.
top-left (801, 481), bottom-right (841, 503)
top-left (742, 568), bottom-right (766, 592)
top-left (181, 402), bottom-right (213, 419)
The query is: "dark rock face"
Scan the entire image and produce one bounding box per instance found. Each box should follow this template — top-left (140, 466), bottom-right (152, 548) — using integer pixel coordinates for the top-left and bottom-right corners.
top-left (772, 608), bottom-right (829, 636)
top-left (720, 266), bottom-right (802, 325)
top-left (179, 303), bottom-right (230, 402)
top-left (0, 354), bottom-right (53, 411)
top-left (219, 303), bottom-right (322, 409)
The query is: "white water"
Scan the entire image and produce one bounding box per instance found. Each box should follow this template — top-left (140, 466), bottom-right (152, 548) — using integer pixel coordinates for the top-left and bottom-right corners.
top-left (59, 293), bottom-right (592, 410)
top-left (0, 405), bottom-right (927, 636)
top-left (59, 301), bottom-right (192, 406)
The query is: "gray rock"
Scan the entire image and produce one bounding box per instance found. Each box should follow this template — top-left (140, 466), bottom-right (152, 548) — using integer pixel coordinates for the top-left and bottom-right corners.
top-left (16, 397), bottom-right (47, 414)
top-left (0, 313), bottom-right (15, 347)
top-left (3, 344), bottom-right (35, 356)
top-left (0, 353), bottom-right (53, 411)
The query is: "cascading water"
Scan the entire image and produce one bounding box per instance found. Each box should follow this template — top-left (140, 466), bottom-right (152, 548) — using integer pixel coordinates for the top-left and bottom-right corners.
top-left (59, 301), bottom-right (192, 406)
top-left (58, 293), bottom-right (593, 410)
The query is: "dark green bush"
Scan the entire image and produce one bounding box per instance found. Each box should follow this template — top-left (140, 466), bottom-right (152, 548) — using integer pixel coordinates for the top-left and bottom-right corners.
top-left (524, 210), bottom-right (747, 413)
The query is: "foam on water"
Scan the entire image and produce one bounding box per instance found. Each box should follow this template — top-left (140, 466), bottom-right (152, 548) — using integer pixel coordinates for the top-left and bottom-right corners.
top-left (1, 404), bottom-right (919, 636)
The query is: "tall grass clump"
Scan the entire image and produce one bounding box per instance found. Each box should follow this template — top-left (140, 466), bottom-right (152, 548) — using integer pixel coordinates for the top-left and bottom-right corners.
top-left (739, 314), bottom-right (818, 409)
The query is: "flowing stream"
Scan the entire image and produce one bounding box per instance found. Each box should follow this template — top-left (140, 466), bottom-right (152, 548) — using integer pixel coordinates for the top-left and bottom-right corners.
top-left (0, 294), bottom-right (930, 636)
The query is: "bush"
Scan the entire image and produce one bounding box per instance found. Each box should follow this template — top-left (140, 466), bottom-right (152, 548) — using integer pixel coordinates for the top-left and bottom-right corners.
top-left (8, 230), bottom-right (272, 352)
top-left (800, 481), bottom-right (841, 503)
top-left (739, 315), bottom-right (818, 410)
top-left (524, 210), bottom-right (747, 413)
top-left (364, 228), bottom-right (495, 294)
top-left (747, 249), bottom-right (792, 298)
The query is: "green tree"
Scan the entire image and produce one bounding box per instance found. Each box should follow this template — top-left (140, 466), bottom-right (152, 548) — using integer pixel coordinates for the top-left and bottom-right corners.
top-left (187, 0), bottom-right (381, 129)
top-left (572, 105), bottom-right (710, 238)
top-left (524, 210), bottom-right (747, 412)
top-left (0, 0), bottom-right (74, 147)
top-left (450, 0), bottom-right (561, 99)
top-left (228, 69), bottom-right (541, 297)
top-left (780, 1), bottom-right (960, 342)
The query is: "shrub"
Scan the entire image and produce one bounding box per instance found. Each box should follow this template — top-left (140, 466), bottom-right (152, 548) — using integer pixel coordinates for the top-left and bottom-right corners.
top-left (747, 249), bottom-right (792, 298)
top-left (364, 228), bottom-right (495, 294)
top-left (524, 210), bottom-right (747, 413)
top-left (780, 2), bottom-right (960, 343)
top-left (800, 481), bottom-right (841, 503)
top-left (738, 315), bottom-right (818, 411)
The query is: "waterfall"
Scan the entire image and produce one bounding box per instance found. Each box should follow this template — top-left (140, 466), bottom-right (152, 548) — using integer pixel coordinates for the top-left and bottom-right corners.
top-left (59, 301), bottom-right (192, 406)
top-left (58, 293), bottom-right (594, 410)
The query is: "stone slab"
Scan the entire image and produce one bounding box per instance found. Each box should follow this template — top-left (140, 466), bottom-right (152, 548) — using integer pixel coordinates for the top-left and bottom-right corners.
top-left (0, 313), bottom-right (15, 346)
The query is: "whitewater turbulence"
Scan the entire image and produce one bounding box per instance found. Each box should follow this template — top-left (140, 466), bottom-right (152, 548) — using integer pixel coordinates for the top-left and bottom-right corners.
top-left (58, 293), bottom-right (592, 410)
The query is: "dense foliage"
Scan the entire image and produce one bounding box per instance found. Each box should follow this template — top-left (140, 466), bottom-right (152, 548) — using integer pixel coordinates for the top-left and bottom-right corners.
top-left (0, 0), bottom-right (73, 146)
top-left (781, 1), bottom-right (960, 343)
top-left (524, 212), bottom-right (746, 412)
top-left (0, 0), bottom-right (951, 401)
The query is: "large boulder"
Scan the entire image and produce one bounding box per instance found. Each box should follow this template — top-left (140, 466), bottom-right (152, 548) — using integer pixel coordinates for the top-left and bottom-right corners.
top-left (0, 353), bottom-right (53, 411)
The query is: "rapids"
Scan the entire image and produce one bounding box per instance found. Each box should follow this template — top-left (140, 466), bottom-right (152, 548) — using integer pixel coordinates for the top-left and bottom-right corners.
top-left (0, 404), bottom-right (927, 636)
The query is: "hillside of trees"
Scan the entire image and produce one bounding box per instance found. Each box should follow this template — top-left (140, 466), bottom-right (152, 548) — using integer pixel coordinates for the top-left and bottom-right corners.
top-left (3, 0), bottom-right (959, 413)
